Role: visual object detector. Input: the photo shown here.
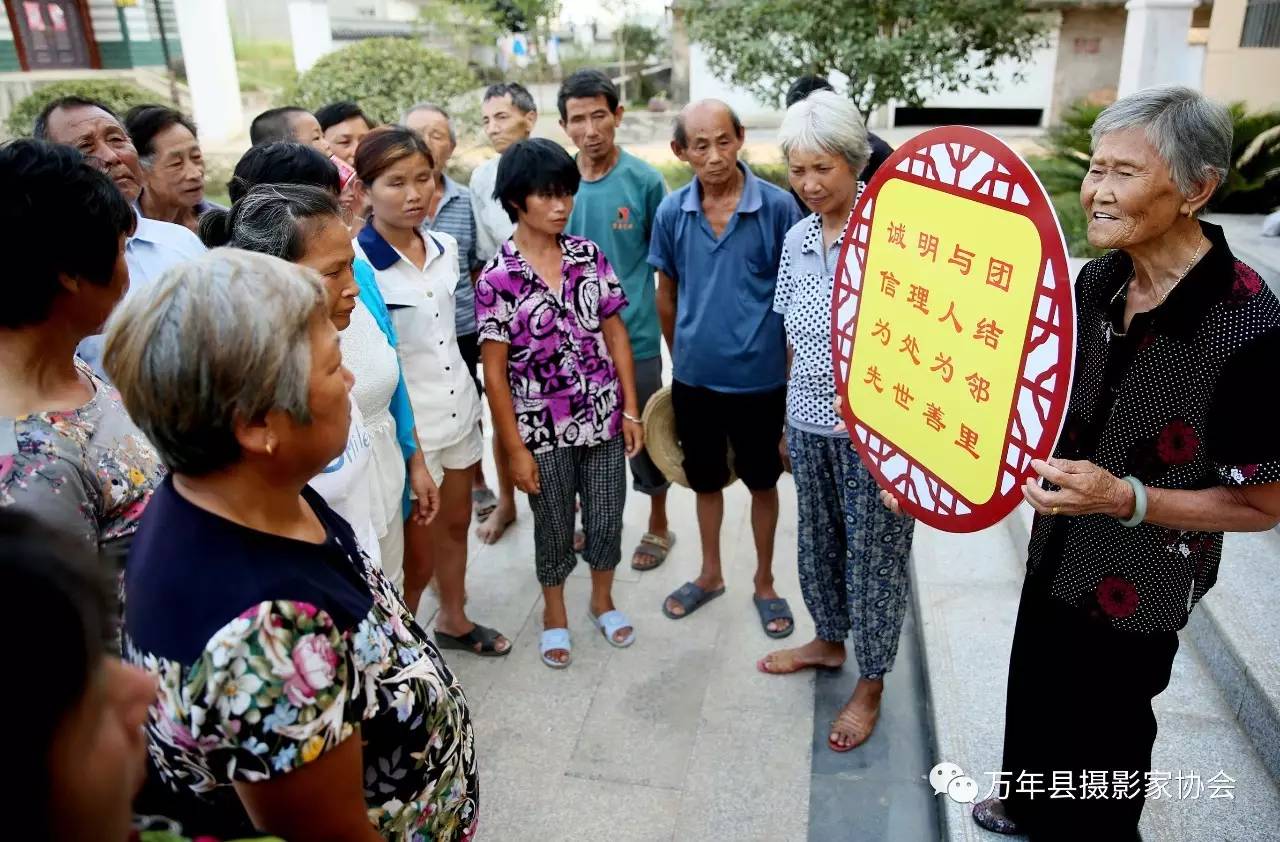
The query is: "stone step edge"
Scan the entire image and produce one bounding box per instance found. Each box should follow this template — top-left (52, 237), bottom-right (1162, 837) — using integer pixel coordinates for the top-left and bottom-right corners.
top-left (1006, 504), bottom-right (1280, 783)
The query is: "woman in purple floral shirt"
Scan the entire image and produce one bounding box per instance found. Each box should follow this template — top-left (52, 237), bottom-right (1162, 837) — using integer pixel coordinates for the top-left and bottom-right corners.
top-left (476, 138), bottom-right (644, 668)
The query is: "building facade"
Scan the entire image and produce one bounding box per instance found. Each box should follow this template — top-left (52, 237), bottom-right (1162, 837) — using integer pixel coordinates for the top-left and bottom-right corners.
top-left (1, 0), bottom-right (181, 73)
top-left (1203, 0), bottom-right (1280, 109)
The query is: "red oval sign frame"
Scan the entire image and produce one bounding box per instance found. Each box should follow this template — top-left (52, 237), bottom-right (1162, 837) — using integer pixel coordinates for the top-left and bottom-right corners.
top-left (831, 126), bottom-right (1075, 532)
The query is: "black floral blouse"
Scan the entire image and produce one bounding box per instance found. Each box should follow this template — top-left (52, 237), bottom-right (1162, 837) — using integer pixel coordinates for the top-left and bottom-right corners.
top-left (124, 479), bottom-right (477, 840)
top-left (1026, 222), bottom-right (1280, 633)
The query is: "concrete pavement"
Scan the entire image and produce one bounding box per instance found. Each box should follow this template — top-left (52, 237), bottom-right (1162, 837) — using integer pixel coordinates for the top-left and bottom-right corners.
top-left (418, 469), bottom-right (822, 841)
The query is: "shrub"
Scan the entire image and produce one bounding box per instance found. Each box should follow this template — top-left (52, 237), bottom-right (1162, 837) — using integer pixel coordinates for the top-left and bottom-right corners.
top-left (290, 38), bottom-right (477, 125)
top-left (5, 78), bottom-right (156, 138)
top-left (1042, 98), bottom-right (1280, 216)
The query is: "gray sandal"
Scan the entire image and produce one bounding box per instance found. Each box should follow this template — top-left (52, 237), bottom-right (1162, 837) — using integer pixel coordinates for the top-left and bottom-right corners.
top-left (631, 530), bottom-right (675, 571)
top-left (662, 581), bottom-right (725, 619)
top-left (753, 595), bottom-right (795, 639)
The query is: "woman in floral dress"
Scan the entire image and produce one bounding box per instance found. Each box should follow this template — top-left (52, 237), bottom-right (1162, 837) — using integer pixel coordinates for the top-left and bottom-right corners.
top-left (0, 140), bottom-right (164, 575)
top-left (104, 250), bottom-right (477, 841)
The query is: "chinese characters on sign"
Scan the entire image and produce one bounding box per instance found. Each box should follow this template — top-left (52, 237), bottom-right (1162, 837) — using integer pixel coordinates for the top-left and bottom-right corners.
top-left (844, 177), bottom-right (1044, 505)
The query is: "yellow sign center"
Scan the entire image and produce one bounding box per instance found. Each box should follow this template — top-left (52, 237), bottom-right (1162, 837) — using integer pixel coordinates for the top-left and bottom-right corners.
top-left (848, 178), bottom-right (1041, 504)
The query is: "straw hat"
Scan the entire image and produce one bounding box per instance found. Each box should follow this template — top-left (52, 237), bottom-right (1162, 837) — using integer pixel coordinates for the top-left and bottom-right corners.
top-left (642, 386), bottom-right (736, 489)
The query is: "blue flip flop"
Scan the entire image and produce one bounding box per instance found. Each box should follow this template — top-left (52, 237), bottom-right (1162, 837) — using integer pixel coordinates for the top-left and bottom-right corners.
top-left (753, 595), bottom-right (795, 639)
top-left (588, 608), bottom-right (636, 648)
top-left (540, 627), bottom-right (572, 669)
top-left (663, 581), bottom-right (725, 620)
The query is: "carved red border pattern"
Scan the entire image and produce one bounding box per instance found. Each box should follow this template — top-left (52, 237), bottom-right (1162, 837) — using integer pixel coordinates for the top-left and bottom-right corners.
top-left (831, 126), bottom-right (1075, 532)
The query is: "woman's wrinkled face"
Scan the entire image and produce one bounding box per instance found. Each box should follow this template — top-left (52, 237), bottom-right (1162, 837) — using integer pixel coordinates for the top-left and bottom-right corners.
top-left (48, 658), bottom-right (156, 842)
top-left (287, 311), bottom-right (354, 475)
top-left (366, 152), bottom-right (434, 231)
top-left (296, 215), bottom-right (359, 331)
top-left (1080, 126), bottom-right (1187, 251)
top-left (787, 147), bottom-right (857, 216)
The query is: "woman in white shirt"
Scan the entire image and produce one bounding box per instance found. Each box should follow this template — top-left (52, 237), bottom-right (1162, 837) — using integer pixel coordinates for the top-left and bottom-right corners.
top-left (352, 127), bottom-right (511, 657)
top-left (200, 183), bottom-right (440, 571)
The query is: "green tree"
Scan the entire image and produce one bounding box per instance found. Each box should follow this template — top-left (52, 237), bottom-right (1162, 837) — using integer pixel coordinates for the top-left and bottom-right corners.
top-left (681, 0), bottom-right (1047, 116)
top-left (6, 79), bottom-right (155, 137)
top-left (618, 22), bottom-right (662, 64)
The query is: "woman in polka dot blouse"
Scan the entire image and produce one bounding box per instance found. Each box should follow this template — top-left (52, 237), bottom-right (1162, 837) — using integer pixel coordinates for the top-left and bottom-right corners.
top-left (963, 87), bottom-right (1280, 839)
top-left (756, 91), bottom-right (916, 755)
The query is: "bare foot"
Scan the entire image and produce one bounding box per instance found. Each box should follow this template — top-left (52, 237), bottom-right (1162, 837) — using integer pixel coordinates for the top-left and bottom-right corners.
top-left (757, 638), bottom-right (846, 674)
top-left (476, 500), bottom-right (516, 544)
top-left (829, 677), bottom-right (884, 752)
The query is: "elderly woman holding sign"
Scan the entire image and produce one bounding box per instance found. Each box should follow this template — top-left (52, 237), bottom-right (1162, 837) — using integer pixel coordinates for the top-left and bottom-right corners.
top-left (756, 90), bottom-right (916, 753)
top-left (936, 86), bottom-right (1280, 838)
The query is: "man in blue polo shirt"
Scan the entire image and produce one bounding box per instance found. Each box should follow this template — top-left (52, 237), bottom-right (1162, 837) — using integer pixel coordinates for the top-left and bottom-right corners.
top-left (649, 99), bottom-right (802, 637)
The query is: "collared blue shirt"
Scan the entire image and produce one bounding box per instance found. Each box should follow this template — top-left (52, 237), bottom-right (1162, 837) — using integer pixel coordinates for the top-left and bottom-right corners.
top-left (78, 209), bottom-right (207, 379)
top-left (648, 162), bottom-right (801, 393)
top-left (423, 174), bottom-right (482, 337)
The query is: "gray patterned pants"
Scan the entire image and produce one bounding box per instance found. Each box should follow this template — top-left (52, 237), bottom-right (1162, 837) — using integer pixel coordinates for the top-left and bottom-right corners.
top-left (528, 435), bottom-right (626, 587)
top-left (787, 424), bottom-right (915, 679)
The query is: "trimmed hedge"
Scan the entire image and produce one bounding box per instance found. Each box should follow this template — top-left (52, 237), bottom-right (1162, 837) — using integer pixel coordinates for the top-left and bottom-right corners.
top-left (290, 38), bottom-right (477, 125)
top-left (5, 79), bottom-right (157, 138)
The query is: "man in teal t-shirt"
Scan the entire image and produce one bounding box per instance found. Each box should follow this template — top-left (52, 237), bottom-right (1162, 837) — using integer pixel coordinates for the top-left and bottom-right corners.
top-left (560, 68), bottom-right (673, 573)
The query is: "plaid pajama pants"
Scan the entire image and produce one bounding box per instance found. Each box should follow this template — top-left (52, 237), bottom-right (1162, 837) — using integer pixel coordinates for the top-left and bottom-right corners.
top-left (787, 424), bottom-right (915, 680)
top-left (528, 435), bottom-right (626, 587)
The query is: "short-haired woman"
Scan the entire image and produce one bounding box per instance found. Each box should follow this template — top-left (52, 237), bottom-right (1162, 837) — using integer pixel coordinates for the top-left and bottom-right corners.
top-left (756, 91), bottom-right (915, 753)
top-left (200, 183), bottom-right (439, 573)
top-left (0, 139), bottom-right (164, 573)
top-left (957, 86), bottom-right (1280, 838)
top-left (125, 104), bottom-right (221, 233)
top-left (353, 126), bottom-right (510, 656)
top-left (475, 137), bottom-right (644, 668)
top-left (106, 249), bottom-right (477, 841)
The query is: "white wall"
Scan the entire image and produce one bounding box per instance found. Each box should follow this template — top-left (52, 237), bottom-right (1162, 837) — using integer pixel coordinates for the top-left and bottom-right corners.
top-left (903, 13), bottom-right (1061, 125)
top-left (687, 42), bottom-right (779, 122)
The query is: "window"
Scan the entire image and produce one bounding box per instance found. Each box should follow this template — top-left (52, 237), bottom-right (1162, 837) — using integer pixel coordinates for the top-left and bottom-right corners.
top-left (1241, 0), bottom-right (1280, 47)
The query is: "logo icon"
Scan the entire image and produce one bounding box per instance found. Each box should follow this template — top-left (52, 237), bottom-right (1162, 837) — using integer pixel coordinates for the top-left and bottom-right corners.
top-left (929, 761), bottom-right (964, 796)
top-left (615, 206), bottom-right (630, 223)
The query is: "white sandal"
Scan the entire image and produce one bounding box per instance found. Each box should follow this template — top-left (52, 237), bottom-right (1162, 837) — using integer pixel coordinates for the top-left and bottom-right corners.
top-left (588, 608), bottom-right (636, 648)
top-left (540, 627), bottom-right (572, 669)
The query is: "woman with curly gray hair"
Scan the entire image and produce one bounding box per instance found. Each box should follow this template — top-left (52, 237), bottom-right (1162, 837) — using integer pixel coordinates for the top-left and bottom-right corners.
top-left (962, 85), bottom-right (1280, 839)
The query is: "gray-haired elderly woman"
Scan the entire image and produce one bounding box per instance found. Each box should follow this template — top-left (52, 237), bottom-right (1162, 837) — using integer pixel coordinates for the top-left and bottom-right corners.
top-left (756, 90), bottom-right (916, 754)
top-left (961, 85), bottom-right (1280, 838)
top-left (105, 249), bottom-right (478, 840)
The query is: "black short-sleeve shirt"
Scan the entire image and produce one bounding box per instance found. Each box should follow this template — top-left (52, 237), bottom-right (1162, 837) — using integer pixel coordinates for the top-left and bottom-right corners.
top-left (1027, 222), bottom-right (1280, 634)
